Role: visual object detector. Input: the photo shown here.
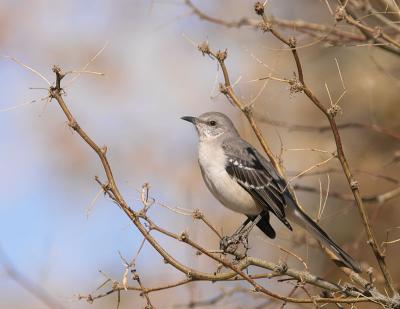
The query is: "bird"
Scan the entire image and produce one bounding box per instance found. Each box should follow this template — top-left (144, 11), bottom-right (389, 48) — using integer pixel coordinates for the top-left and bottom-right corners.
top-left (181, 111), bottom-right (361, 273)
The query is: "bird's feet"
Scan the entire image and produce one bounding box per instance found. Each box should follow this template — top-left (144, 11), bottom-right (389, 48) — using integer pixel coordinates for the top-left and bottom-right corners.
top-left (219, 230), bottom-right (250, 259)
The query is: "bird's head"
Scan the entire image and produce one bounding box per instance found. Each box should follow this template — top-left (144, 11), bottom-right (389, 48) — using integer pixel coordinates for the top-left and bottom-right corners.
top-left (181, 112), bottom-right (238, 141)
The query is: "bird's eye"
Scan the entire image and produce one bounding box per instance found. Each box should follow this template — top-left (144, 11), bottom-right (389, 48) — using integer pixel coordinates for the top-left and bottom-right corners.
top-left (209, 120), bottom-right (217, 126)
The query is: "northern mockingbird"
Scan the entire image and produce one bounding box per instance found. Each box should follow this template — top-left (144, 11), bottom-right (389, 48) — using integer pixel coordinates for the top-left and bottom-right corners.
top-left (182, 111), bottom-right (361, 273)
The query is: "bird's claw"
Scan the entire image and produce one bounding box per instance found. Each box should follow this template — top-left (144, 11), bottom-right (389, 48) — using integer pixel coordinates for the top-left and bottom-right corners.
top-left (219, 231), bottom-right (250, 259)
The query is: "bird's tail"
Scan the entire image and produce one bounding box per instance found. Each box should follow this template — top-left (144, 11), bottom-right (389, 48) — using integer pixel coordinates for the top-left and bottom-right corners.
top-left (287, 200), bottom-right (361, 273)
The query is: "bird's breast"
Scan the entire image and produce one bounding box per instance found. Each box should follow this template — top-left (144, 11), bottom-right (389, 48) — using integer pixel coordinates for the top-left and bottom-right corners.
top-left (198, 142), bottom-right (262, 216)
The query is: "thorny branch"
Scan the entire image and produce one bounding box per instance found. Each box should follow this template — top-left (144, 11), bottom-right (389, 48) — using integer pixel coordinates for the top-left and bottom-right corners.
top-left (253, 1), bottom-right (397, 296)
top-left (197, 41), bottom-right (360, 276)
top-left (47, 65), bottom-right (397, 307)
top-left (184, 0), bottom-right (365, 44)
top-left (338, 0), bottom-right (400, 56)
top-left (294, 184), bottom-right (400, 205)
top-left (193, 0), bottom-right (399, 302)
top-left (185, 0), bottom-right (400, 56)
top-left (257, 115), bottom-right (400, 141)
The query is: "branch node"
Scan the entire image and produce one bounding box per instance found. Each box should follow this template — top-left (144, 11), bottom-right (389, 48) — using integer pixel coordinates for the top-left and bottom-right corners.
top-left (243, 105), bottom-right (253, 116)
top-left (198, 41), bottom-right (211, 56)
top-left (258, 21), bottom-right (272, 32)
top-left (179, 231), bottom-right (189, 242)
top-left (334, 6), bottom-right (346, 22)
top-left (327, 104), bottom-right (342, 118)
top-left (255, 286), bottom-right (262, 293)
top-left (192, 208), bottom-right (203, 219)
top-left (219, 83), bottom-right (228, 95)
top-left (373, 26), bottom-right (383, 39)
top-left (288, 37), bottom-right (297, 48)
top-left (254, 2), bottom-right (265, 16)
top-left (52, 65), bottom-right (65, 91)
top-left (289, 77), bottom-right (304, 94)
top-left (273, 261), bottom-right (288, 274)
top-left (216, 49), bottom-right (227, 62)
top-left (132, 272), bottom-right (139, 281)
top-left (68, 120), bottom-right (79, 131)
top-left (350, 179), bottom-right (359, 190)
top-left (101, 145), bottom-right (108, 154)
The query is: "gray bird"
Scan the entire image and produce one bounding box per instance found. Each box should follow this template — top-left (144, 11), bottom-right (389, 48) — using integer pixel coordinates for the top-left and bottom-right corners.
top-left (182, 111), bottom-right (361, 273)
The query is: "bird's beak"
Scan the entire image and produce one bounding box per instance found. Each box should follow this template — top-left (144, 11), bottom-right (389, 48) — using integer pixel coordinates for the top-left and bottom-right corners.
top-left (181, 116), bottom-right (198, 124)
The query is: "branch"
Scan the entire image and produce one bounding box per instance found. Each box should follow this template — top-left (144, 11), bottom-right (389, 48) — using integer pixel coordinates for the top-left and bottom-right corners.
top-left (186, 0), bottom-right (400, 57)
top-left (290, 167), bottom-right (398, 185)
top-left (338, 1), bottom-right (400, 56)
top-left (48, 66), bottom-right (383, 306)
top-left (254, 2), bottom-right (397, 295)
top-left (294, 184), bottom-right (400, 205)
top-left (257, 115), bottom-right (400, 141)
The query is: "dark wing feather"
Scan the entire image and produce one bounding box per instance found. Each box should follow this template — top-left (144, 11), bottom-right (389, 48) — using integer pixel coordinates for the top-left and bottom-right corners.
top-left (224, 145), bottom-right (292, 231)
top-left (248, 212), bottom-right (276, 239)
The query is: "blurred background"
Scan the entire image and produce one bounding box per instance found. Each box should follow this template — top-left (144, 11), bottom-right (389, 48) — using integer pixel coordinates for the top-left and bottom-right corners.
top-left (0, 0), bottom-right (399, 308)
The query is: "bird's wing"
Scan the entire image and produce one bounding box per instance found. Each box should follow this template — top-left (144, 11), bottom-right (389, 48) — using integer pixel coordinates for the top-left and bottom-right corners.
top-left (222, 139), bottom-right (292, 231)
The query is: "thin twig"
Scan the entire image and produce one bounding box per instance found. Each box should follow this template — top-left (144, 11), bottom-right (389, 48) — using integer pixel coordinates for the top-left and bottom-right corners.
top-left (257, 115), bottom-right (400, 141)
top-left (1, 55), bottom-right (51, 85)
top-left (255, 1), bottom-right (397, 295)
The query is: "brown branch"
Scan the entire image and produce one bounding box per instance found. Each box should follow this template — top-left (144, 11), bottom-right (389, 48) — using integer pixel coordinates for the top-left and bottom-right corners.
top-left (49, 66), bottom-right (214, 302)
top-left (131, 270), bottom-right (154, 309)
top-left (363, 186), bottom-right (400, 204)
top-left (48, 65), bottom-right (395, 306)
top-left (294, 184), bottom-right (400, 205)
top-left (364, 0), bottom-right (400, 33)
top-left (196, 41), bottom-right (394, 301)
top-left (81, 218), bottom-right (381, 305)
top-left (257, 115), bottom-right (400, 141)
top-left (188, 0), bottom-right (398, 299)
top-left (186, 0), bottom-right (400, 58)
top-left (186, 0), bottom-right (400, 57)
top-left (254, 2), bottom-right (397, 296)
top-left (345, 12), bottom-right (400, 49)
top-left (338, 1), bottom-right (400, 56)
top-left (50, 69), bottom-right (224, 291)
top-left (290, 167), bottom-right (398, 185)
top-left (46, 66), bottom-right (345, 305)
top-left (184, 0), bottom-right (365, 43)
top-left (144, 215), bottom-right (387, 304)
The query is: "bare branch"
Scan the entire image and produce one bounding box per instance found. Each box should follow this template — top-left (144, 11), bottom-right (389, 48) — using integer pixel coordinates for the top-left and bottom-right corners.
top-left (257, 116), bottom-right (400, 141)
